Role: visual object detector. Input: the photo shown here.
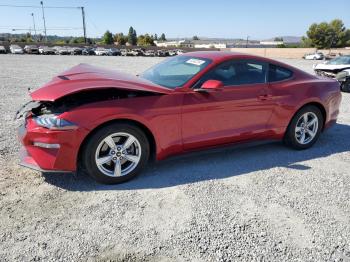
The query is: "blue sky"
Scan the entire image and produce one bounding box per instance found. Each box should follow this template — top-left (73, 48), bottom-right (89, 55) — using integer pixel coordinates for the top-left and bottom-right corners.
top-left (0, 0), bottom-right (349, 39)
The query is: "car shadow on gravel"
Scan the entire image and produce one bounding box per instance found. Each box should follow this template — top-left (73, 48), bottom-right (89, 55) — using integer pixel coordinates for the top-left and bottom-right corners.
top-left (43, 123), bottom-right (350, 191)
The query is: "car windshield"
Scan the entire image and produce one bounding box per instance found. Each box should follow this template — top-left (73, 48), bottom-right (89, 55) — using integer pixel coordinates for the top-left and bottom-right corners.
top-left (327, 56), bottom-right (350, 65)
top-left (140, 55), bottom-right (212, 88)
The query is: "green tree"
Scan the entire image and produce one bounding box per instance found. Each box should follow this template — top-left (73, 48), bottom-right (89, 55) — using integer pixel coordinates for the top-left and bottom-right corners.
top-left (346, 29), bottom-right (350, 46)
top-left (102, 30), bottom-right (114, 45)
top-left (114, 33), bottom-right (127, 45)
top-left (69, 37), bottom-right (85, 44)
top-left (25, 32), bottom-right (33, 42)
top-left (160, 33), bottom-right (166, 41)
top-left (305, 19), bottom-right (350, 49)
top-left (54, 40), bottom-right (66, 45)
top-left (306, 22), bottom-right (335, 49)
top-left (137, 34), bottom-right (154, 46)
top-left (128, 26), bottom-right (137, 45)
top-left (301, 36), bottom-right (313, 47)
top-left (154, 33), bottom-right (158, 40)
top-left (274, 37), bottom-right (283, 42)
top-left (329, 19), bottom-right (347, 47)
top-left (192, 35), bottom-right (199, 40)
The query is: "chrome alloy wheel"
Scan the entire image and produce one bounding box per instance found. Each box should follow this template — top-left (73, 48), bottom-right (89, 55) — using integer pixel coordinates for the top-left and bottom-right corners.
top-left (295, 112), bottom-right (319, 145)
top-left (95, 132), bottom-right (142, 177)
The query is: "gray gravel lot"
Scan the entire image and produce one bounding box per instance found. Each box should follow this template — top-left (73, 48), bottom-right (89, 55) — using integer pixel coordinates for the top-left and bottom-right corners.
top-left (0, 55), bottom-right (349, 261)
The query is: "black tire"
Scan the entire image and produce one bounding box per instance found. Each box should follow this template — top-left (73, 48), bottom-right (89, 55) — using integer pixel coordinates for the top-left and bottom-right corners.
top-left (284, 105), bottom-right (324, 150)
top-left (341, 80), bottom-right (350, 93)
top-left (81, 123), bottom-right (150, 184)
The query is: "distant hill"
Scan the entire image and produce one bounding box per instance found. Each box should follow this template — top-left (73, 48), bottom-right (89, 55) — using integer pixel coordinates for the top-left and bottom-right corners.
top-left (265, 36), bottom-right (302, 43)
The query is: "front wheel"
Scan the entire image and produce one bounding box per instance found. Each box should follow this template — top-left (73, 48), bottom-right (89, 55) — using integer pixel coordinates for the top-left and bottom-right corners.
top-left (340, 80), bottom-right (350, 93)
top-left (284, 106), bottom-right (323, 150)
top-left (82, 123), bottom-right (150, 184)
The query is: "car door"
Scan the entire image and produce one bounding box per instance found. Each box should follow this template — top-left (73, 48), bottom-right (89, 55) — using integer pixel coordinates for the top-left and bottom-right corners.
top-left (181, 59), bottom-right (274, 150)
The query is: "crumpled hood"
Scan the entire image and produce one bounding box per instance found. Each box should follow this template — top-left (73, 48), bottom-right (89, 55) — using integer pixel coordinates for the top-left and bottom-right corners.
top-left (314, 63), bottom-right (350, 71)
top-left (30, 63), bottom-right (172, 101)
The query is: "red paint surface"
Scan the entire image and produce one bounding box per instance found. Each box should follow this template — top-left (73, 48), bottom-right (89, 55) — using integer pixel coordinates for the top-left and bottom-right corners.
top-left (19, 52), bottom-right (342, 172)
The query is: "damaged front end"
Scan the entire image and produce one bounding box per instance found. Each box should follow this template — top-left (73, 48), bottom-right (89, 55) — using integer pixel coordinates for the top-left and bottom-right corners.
top-left (16, 63), bottom-right (171, 173)
top-left (335, 70), bottom-right (350, 93)
top-left (16, 88), bottom-right (161, 173)
top-left (15, 88), bottom-right (156, 121)
top-left (314, 68), bottom-right (350, 93)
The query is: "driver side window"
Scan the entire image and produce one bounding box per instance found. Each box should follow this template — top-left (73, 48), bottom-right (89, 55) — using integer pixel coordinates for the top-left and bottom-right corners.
top-left (195, 59), bottom-right (268, 88)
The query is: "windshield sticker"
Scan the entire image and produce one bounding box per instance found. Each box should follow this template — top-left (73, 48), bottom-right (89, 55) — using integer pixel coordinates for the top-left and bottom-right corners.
top-left (186, 58), bottom-right (206, 66)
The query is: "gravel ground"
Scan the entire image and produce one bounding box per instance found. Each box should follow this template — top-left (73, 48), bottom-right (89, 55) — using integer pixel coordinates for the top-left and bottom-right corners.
top-left (0, 55), bottom-right (349, 262)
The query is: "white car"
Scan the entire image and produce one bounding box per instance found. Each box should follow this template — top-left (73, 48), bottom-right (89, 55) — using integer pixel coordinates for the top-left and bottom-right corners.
top-left (0, 45), bottom-right (7, 54)
top-left (94, 47), bottom-right (109, 56)
top-left (314, 55), bottom-right (350, 92)
top-left (176, 49), bottom-right (184, 55)
top-left (9, 45), bottom-right (24, 54)
top-left (39, 46), bottom-right (56, 55)
top-left (304, 52), bottom-right (324, 60)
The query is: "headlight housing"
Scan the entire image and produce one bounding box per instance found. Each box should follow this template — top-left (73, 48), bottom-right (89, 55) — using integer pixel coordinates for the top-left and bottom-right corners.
top-left (34, 114), bottom-right (77, 130)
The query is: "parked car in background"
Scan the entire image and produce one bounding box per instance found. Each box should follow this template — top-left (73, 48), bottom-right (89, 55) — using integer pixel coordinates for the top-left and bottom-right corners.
top-left (10, 45), bottom-right (24, 54)
top-left (176, 49), bottom-right (184, 55)
top-left (16, 51), bottom-right (341, 184)
top-left (155, 50), bottom-right (168, 57)
top-left (132, 49), bottom-right (144, 56)
top-left (120, 49), bottom-right (128, 56)
top-left (314, 55), bottom-right (350, 92)
top-left (168, 50), bottom-right (177, 56)
top-left (82, 47), bottom-right (95, 55)
top-left (0, 45), bottom-right (7, 54)
top-left (54, 46), bottom-right (70, 55)
top-left (303, 52), bottom-right (324, 60)
top-left (108, 48), bottom-right (121, 56)
top-left (24, 45), bottom-right (39, 54)
top-left (39, 46), bottom-right (56, 55)
top-left (144, 50), bottom-right (155, 57)
top-left (70, 47), bottom-right (83, 55)
top-left (126, 49), bottom-right (136, 56)
top-left (94, 47), bottom-right (109, 56)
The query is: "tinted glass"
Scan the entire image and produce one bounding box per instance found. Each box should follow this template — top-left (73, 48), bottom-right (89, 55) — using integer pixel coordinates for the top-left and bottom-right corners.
top-left (268, 64), bottom-right (293, 82)
top-left (327, 56), bottom-right (350, 65)
top-left (195, 60), bottom-right (267, 87)
top-left (141, 56), bottom-right (211, 89)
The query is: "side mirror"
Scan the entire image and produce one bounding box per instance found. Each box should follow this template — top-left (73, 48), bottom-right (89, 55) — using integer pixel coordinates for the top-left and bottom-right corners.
top-left (197, 80), bottom-right (224, 92)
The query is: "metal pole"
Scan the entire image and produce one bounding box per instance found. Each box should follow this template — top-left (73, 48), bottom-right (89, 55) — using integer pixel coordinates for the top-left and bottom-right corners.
top-left (31, 13), bottom-right (37, 41)
top-left (246, 36), bottom-right (249, 48)
top-left (40, 1), bottom-right (47, 42)
top-left (81, 7), bottom-right (87, 44)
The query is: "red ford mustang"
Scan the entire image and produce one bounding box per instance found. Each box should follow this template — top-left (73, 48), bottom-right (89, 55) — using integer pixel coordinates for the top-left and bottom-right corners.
top-left (17, 51), bottom-right (341, 184)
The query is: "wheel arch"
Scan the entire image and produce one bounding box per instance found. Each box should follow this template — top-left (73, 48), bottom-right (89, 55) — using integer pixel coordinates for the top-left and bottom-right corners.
top-left (77, 118), bottom-right (157, 170)
top-left (286, 101), bottom-right (327, 134)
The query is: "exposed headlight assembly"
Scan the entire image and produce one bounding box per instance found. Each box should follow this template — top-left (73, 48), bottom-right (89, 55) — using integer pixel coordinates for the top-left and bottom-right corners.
top-left (336, 71), bottom-right (349, 82)
top-left (34, 115), bottom-right (77, 130)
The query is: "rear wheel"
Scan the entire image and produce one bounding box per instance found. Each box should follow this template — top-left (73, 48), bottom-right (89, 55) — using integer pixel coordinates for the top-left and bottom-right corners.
top-left (284, 106), bottom-right (323, 150)
top-left (82, 123), bottom-right (150, 184)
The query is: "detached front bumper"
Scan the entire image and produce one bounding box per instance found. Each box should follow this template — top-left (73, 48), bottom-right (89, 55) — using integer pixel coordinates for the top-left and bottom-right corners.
top-left (18, 119), bottom-right (83, 173)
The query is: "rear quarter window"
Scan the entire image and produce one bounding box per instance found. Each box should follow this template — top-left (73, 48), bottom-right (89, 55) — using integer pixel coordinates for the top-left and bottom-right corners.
top-left (269, 64), bottom-right (293, 82)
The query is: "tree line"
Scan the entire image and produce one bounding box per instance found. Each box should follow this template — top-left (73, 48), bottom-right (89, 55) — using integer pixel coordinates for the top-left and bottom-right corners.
top-left (302, 19), bottom-right (350, 49)
top-left (101, 26), bottom-right (166, 46)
